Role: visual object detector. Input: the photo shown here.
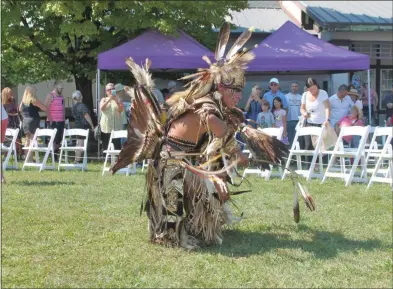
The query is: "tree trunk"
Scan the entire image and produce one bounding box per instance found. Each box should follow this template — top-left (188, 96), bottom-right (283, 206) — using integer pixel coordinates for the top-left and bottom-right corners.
top-left (74, 75), bottom-right (97, 125)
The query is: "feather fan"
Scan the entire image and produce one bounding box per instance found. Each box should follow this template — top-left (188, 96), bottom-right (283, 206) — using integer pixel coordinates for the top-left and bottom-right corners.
top-left (240, 125), bottom-right (288, 165)
top-left (111, 58), bottom-right (163, 174)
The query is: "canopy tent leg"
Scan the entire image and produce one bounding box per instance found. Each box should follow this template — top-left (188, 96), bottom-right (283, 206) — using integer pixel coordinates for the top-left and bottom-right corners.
top-left (367, 69), bottom-right (372, 125)
top-left (96, 69), bottom-right (101, 160)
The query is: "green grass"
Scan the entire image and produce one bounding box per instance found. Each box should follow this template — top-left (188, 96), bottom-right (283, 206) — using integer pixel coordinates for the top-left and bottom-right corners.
top-left (2, 164), bottom-right (392, 288)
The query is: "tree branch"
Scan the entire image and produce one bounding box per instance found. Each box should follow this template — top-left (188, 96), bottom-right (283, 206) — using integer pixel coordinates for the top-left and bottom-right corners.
top-left (20, 15), bottom-right (64, 62)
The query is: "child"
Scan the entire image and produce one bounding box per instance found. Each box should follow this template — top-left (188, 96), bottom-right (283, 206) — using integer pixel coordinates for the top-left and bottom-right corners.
top-left (335, 104), bottom-right (364, 147)
top-left (272, 97), bottom-right (289, 145)
top-left (256, 100), bottom-right (275, 129)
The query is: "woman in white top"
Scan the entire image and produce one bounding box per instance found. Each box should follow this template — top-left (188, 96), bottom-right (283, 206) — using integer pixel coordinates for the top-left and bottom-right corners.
top-left (300, 78), bottom-right (331, 165)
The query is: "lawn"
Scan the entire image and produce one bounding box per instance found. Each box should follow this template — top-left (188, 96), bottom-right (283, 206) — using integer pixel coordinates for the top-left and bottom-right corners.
top-left (1, 164), bottom-right (392, 288)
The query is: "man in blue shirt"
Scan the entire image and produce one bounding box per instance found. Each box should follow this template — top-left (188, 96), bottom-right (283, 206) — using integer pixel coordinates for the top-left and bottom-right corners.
top-left (263, 78), bottom-right (288, 110)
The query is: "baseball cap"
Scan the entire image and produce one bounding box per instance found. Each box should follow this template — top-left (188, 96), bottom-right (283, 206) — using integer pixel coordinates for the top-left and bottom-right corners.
top-left (269, 78), bottom-right (279, 84)
top-left (114, 83), bottom-right (124, 92)
top-left (105, 83), bottom-right (115, 90)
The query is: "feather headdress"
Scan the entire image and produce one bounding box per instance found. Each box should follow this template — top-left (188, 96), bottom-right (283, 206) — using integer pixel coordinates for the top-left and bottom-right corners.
top-left (167, 22), bottom-right (256, 106)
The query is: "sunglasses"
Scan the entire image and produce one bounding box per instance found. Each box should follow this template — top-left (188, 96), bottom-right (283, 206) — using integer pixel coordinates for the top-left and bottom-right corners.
top-left (270, 83), bottom-right (278, 86)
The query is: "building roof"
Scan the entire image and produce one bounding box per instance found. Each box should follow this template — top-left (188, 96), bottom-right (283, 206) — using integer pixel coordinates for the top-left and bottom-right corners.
top-left (298, 1), bottom-right (393, 26)
top-left (213, 1), bottom-right (293, 33)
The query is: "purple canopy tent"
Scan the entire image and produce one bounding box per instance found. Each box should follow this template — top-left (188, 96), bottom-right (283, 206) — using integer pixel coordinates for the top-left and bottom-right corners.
top-left (248, 21), bottom-right (372, 121)
top-left (97, 29), bottom-right (213, 70)
top-left (96, 29), bottom-right (214, 108)
top-left (95, 29), bottom-right (213, 158)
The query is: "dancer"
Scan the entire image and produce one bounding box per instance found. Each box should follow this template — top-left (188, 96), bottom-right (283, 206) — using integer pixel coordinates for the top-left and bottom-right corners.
top-left (112, 22), bottom-right (315, 248)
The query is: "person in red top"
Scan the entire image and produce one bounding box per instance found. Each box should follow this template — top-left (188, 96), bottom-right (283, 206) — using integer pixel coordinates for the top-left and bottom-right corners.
top-left (45, 81), bottom-right (65, 153)
top-left (335, 104), bottom-right (364, 148)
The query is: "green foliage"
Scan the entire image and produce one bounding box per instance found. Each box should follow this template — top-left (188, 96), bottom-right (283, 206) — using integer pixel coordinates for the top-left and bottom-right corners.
top-left (1, 0), bottom-right (247, 89)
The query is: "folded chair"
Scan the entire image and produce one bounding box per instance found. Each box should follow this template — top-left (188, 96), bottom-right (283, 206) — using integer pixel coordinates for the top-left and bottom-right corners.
top-left (282, 125), bottom-right (325, 181)
top-left (102, 130), bottom-right (136, 176)
top-left (322, 126), bottom-right (370, 186)
top-left (22, 128), bottom-right (57, 172)
top-left (58, 128), bottom-right (89, 171)
top-left (1, 128), bottom-right (20, 170)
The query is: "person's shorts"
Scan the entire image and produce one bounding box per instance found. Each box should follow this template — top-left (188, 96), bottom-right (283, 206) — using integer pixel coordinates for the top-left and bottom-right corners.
top-left (1, 119), bottom-right (8, 142)
top-left (22, 117), bottom-right (40, 135)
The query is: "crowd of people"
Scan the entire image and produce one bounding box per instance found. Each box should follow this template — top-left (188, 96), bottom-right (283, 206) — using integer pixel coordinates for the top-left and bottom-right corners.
top-left (243, 77), bottom-right (393, 149)
top-left (1, 77), bottom-right (392, 165)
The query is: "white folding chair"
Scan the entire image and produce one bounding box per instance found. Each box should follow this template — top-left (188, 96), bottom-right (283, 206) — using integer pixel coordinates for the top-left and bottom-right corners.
top-left (242, 127), bottom-right (284, 179)
top-left (282, 125), bottom-right (325, 181)
top-left (142, 160), bottom-right (149, 172)
top-left (58, 128), bottom-right (89, 171)
top-left (102, 130), bottom-right (136, 176)
top-left (363, 127), bottom-right (392, 175)
top-left (22, 128), bottom-right (57, 172)
top-left (64, 119), bottom-right (73, 145)
top-left (322, 126), bottom-right (370, 186)
top-left (1, 128), bottom-right (20, 170)
top-left (366, 127), bottom-right (393, 189)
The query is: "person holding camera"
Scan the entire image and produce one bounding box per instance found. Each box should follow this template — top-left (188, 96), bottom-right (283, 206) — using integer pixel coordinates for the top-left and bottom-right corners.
top-left (99, 83), bottom-right (124, 152)
top-left (244, 84), bottom-right (263, 128)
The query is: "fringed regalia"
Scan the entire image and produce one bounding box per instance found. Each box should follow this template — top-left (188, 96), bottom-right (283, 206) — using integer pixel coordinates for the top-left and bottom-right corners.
top-left (111, 22), bottom-right (315, 249)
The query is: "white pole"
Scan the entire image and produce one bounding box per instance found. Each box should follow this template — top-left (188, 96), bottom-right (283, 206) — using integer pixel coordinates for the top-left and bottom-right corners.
top-left (97, 69), bottom-right (101, 159)
top-left (367, 69), bottom-right (372, 125)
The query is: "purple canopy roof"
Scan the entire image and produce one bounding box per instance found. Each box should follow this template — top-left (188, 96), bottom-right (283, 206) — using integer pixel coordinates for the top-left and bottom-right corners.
top-left (97, 30), bottom-right (213, 70)
top-left (248, 21), bottom-right (370, 72)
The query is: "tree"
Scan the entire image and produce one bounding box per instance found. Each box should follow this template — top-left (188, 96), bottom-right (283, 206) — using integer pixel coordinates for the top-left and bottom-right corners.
top-left (1, 0), bottom-right (247, 114)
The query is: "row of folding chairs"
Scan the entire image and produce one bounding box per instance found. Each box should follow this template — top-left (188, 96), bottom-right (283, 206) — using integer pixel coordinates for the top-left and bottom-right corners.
top-left (242, 124), bottom-right (392, 189)
top-left (1, 128), bottom-right (141, 175)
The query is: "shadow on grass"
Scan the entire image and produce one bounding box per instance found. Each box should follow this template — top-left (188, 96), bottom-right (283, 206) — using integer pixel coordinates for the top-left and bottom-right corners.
top-left (13, 180), bottom-right (76, 186)
top-left (200, 225), bottom-right (384, 259)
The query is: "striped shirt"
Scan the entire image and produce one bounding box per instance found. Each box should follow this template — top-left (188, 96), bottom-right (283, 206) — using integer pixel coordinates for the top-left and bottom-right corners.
top-left (48, 92), bottom-right (64, 121)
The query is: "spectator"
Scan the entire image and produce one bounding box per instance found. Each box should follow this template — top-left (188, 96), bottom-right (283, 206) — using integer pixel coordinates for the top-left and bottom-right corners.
top-left (335, 104), bottom-right (364, 148)
top-left (383, 83), bottom-right (393, 121)
top-left (1, 104), bottom-right (8, 183)
top-left (272, 97), bottom-right (289, 145)
top-left (263, 78), bottom-right (288, 110)
top-left (2, 87), bottom-right (22, 157)
top-left (71, 90), bottom-right (95, 163)
top-left (100, 83), bottom-right (124, 152)
top-left (256, 100), bottom-right (275, 129)
top-left (245, 84), bottom-right (263, 128)
top-left (300, 78), bottom-right (330, 166)
top-left (285, 82), bottom-right (302, 145)
top-left (1, 87), bottom-right (20, 129)
top-left (329, 84), bottom-right (353, 128)
top-left (114, 83), bottom-right (129, 130)
top-left (347, 88), bottom-right (363, 110)
top-left (19, 86), bottom-right (48, 160)
top-left (360, 82), bottom-right (378, 124)
top-left (45, 81), bottom-right (65, 154)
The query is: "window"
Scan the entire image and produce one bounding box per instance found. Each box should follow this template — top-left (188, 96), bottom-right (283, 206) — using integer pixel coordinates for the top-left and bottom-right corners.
top-left (381, 69), bottom-right (393, 109)
top-left (351, 42), bottom-right (393, 60)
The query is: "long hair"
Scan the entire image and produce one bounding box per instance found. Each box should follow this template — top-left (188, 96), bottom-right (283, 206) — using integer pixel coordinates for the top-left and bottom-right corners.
top-left (22, 86), bottom-right (37, 105)
top-left (271, 96), bottom-right (283, 113)
top-left (1, 87), bottom-right (12, 104)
